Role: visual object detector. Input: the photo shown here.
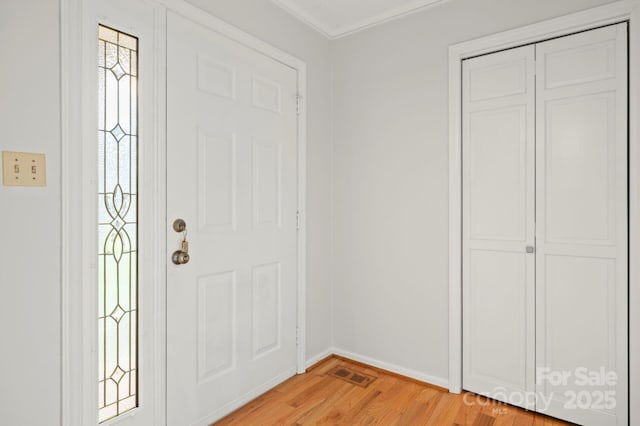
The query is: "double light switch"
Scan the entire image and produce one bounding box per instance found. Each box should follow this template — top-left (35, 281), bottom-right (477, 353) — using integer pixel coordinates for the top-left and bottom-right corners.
top-left (2, 151), bottom-right (46, 187)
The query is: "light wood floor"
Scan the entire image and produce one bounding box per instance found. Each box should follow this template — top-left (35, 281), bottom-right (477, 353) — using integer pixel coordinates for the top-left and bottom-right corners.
top-left (215, 356), bottom-right (572, 425)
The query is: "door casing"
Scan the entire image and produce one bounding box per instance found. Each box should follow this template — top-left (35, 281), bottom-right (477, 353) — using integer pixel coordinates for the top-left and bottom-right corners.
top-left (61, 0), bottom-right (308, 424)
top-left (448, 1), bottom-right (640, 424)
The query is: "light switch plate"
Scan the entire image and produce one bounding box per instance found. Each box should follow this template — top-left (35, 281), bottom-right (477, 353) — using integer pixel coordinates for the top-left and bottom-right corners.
top-left (2, 151), bottom-right (47, 186)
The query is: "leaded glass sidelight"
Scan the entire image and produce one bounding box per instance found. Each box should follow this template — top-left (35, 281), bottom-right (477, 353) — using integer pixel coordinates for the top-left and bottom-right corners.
top-left (98, 25), bottom-right (138, 423)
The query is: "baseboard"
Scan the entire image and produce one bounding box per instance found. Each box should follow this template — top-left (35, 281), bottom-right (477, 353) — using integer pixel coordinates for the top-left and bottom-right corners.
top-left (192, 367), bottom-right (296, 426)
top-left (305, 348), bottom-right (333, 369)
top-left (195, 347), bottom-right (449, 424)
top-left (198, 348), bottom-right (449, 426)
top-left (331, 347), bottom-right (449, 389)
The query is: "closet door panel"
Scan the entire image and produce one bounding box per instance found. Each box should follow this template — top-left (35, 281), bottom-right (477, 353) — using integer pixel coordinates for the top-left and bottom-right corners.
top-left (462, 46), bottom-right (536, 409)
top-left (467, 250), bottom-right (528, 389)
top-left (542, 255), bottom-right (615, 376)
top-left (544, 93), bottom-right (616, 245)
top-left (535, 23), bottom-right (628, 426)
top-left (468, 106), bottom-right (528, 242)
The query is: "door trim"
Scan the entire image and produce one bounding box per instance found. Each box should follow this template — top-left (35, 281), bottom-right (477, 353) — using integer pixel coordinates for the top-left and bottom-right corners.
top-left (62, 1), bottom-right (168, 424)
top-left (448, 0), bottom-right (640, 423)
top-left (61, 0), bottom-right (308, 425)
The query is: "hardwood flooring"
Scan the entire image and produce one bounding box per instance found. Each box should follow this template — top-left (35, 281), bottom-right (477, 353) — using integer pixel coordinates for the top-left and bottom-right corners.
top-left (214, 356), bottom-right (572, 425)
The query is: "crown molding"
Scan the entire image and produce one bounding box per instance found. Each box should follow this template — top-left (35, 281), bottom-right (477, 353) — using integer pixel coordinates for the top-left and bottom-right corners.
top-left (271, 0), bottom-right (334, 38)
top-left (272, 0), bottom-right (451, 39)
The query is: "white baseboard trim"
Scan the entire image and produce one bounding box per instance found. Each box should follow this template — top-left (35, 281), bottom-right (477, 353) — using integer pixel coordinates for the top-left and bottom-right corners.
top-left (331, 347), bottom-right (449, 389)
top-left (305, 348), bottom-right (333, 369)
top-left (192, 367), bottom-right (297, 426)
top-left (192, 348), bottom-right (449, 424)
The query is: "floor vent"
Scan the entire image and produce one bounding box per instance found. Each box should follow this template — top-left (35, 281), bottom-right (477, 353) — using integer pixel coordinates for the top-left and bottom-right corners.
top-left (327, 365), bottom-right (377, 388)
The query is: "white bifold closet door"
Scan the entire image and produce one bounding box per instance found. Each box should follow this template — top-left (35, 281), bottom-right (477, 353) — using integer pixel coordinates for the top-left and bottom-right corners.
top-left (462, 44), bottom-right (536, 409)
top-left (463, 23), bottom-right (628, 426)
top-left (534, 24), bottom-right (628, 426)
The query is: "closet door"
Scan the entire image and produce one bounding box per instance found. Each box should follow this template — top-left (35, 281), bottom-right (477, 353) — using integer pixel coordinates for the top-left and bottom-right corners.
top-left (462, 46), bottom-right (536, 409)
top-left (535, 24), bottom-right (628, 426)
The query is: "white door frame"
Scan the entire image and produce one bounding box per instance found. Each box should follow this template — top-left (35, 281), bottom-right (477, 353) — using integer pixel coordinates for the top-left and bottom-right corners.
top-left (448, 0), bottom-right (640, 422)
top-left (61, 0), bottom-right (307, 424)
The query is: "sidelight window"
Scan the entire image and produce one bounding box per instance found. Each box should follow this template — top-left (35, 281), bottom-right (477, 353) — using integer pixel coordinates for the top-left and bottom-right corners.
top-left (97, 24), bottom-right (139, 423)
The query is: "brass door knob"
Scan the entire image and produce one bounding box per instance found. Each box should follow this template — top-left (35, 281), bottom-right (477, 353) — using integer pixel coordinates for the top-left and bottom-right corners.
top-left (172, 250), bottom-right (190, 265)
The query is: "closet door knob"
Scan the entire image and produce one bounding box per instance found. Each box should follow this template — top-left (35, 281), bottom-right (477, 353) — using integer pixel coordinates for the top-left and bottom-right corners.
top-left (526, 246), bottom-right (535, 254)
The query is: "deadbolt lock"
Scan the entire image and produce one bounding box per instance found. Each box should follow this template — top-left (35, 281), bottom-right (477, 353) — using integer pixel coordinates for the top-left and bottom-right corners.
top-left (173, 218), bottom-right (187, 233)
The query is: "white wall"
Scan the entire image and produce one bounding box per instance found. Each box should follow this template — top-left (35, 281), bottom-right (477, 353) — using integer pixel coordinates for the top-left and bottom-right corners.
top-left (0, 0), bottom-right (628, 424)
top-left (1, 4), bottom-right (333, 424)
top-left (183, 0), bottom-right (335, 362)
top-left (330, 0), bottom-right (619, 384)
top-left (0, 0), bottom-right (61, 423)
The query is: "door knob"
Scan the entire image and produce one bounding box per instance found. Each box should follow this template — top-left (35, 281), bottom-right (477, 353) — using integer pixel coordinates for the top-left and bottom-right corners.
top-left (172, 248), bottom-right (190, 265)
top-left (526, 246), bottom-right (535, 254)
top-left (172, 219), bottom-right (190, 265)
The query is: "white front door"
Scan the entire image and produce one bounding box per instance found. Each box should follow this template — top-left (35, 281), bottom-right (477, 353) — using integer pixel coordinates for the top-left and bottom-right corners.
top-left (166, 11), bottom-right (299, 425)
top-left (535, 24), bottom-right (628, 426)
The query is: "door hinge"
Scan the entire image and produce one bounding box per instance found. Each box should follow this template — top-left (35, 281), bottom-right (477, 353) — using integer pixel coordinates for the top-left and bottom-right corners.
top-left (296, 210), bottom-right (300, 231)
top-left (295, 94), bottom-right (302, 116)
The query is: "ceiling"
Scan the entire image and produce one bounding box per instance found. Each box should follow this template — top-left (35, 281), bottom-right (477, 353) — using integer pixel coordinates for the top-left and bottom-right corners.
top-left (271, 0), bottom-right (451, 39)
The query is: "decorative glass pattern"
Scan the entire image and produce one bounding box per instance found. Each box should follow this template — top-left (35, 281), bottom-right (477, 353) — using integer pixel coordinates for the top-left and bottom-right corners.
top-left (97, 25), bottom-right (138, 423)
